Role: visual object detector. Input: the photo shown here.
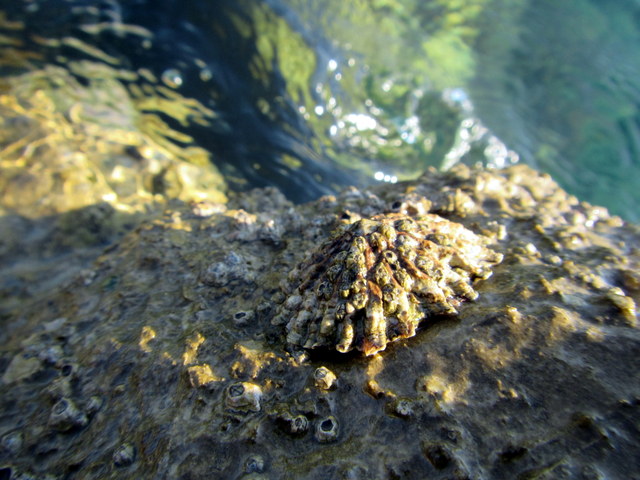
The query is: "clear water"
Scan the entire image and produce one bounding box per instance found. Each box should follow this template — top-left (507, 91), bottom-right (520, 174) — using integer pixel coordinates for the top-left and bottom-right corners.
top-left (1, 0), bottom-right (639, 220)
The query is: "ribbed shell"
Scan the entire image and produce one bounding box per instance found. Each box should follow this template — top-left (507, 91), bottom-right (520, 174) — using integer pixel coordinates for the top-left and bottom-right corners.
top-left (276, 213), bottom-right (502, 356)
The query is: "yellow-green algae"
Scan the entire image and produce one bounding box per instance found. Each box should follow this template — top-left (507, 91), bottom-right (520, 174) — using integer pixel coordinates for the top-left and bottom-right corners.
top-left (0, 63), bottom-right (226, 219)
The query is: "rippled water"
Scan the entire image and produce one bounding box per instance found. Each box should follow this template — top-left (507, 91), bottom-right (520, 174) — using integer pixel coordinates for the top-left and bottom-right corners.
top-left (1, 0), bottom-right (639, 220)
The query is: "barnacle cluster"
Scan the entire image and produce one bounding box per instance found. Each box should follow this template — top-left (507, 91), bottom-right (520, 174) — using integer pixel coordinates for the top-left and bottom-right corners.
top-left (276, 213), bottom-right (502, 356)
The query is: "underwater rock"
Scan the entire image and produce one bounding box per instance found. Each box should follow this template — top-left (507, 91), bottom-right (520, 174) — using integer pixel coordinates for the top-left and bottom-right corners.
top-left (277, 213), bottom-right (502, 355)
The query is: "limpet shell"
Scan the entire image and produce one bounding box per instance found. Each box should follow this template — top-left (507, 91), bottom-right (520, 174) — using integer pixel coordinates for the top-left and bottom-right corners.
top-left (277, 213), bottom-right (502, 356)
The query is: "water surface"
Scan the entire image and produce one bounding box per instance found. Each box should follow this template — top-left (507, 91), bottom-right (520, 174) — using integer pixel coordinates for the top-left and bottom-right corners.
top-left (1, 0), bottom-right (639, 220)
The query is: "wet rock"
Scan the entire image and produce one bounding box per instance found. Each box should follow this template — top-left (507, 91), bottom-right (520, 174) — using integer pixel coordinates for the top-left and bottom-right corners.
top-left (1, 164), bottom-right (640, 479)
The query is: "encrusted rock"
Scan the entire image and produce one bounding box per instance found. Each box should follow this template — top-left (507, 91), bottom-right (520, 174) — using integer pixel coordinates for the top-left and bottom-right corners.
top-left (2, 159), bottom-right (639, 478)
top-left (277, 213), bottom-right (502, 355)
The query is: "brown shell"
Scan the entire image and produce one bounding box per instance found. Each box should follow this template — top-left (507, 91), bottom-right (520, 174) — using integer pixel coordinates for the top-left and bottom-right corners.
top-left (275, 213), bottom-right (503, 356)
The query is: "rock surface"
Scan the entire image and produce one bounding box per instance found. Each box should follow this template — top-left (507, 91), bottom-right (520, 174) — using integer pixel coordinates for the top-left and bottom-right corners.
top-left (1, 165), bottom-right (640, 479)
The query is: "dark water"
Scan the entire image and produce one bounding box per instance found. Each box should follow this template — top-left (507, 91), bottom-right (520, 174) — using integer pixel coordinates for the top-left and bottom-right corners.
top-left (1, 0), bottom-right (640, 219)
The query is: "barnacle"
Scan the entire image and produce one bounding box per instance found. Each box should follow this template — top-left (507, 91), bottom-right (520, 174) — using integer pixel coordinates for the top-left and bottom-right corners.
top-left (225, 382), bottom-right (262, 412)
top-left (113, 443), bottom-right (136, 467)
top-left (315, 416), bottom-right (339, 443)
top-left (276, 412), bottom-right (310, 436)
top-left (48, 397), bottom-right (89, 432)
top-left (313, 366), bottom-right (337, 390)
top-left (276, 213), bottom-right (502, 356)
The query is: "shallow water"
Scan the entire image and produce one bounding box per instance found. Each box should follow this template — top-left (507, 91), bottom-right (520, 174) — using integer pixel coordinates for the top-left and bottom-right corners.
top-left (1, 0), bottom-right (639, 220)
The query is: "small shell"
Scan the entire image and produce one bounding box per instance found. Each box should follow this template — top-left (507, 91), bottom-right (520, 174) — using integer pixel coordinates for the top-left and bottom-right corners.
top-left (277, 213), bottom-right (502, 355)
top-left (225, 382), bottom-right (262, 412)
top-left (314, 416), bottom-right (339, 443)
top-left (278, 412), bottom-right (310, 436)
top-left (273, 410), bottom-right (310, 436)
top-left (233, 310), bottom-right (255, 326)
top-left (85, 395), bottom-right (104, 415)
top-left (313, 366), bottom-right (337, 390)
top-left (244, 454), bottom-right (266, 473)
top-left (48, 397), bottom-right (88, 432)
top-left (113, 443), bottom-right (136, 467)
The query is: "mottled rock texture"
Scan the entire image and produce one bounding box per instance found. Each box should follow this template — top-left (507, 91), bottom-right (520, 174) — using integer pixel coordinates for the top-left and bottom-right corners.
top-left (1, 165), bottom-right (639, 480)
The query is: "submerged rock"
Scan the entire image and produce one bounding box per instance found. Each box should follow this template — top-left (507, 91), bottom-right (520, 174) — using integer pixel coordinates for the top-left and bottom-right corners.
top-left (0, 165), bottom-right (639, 479)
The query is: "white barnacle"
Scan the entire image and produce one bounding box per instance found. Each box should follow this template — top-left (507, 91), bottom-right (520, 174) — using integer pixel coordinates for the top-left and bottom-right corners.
top-left (315, 416), bottom-right (339, 443)
top-left (225, 382), bottom-right (262, 412)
